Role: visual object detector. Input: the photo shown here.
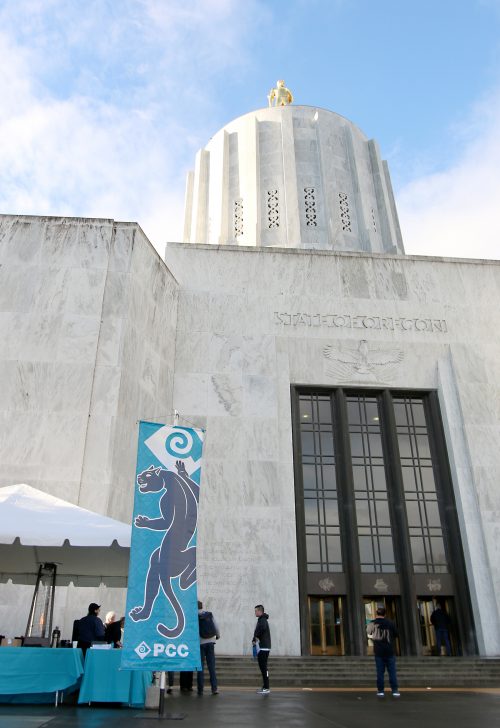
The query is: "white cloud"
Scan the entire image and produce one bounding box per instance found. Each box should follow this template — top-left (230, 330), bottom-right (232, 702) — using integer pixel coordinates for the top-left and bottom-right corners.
top-left (0, 0), bottom-right (268, 253)
top-left (397, 89), bottom-right (500, 260)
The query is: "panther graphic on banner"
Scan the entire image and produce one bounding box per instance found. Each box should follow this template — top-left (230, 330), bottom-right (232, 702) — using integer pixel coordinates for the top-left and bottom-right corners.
top-left (129, 459), bottom-right (199, 639)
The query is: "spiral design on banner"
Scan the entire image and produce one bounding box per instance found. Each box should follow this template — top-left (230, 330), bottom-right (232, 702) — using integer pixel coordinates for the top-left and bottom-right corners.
top-left (165, 429), bottom-right (193, 457)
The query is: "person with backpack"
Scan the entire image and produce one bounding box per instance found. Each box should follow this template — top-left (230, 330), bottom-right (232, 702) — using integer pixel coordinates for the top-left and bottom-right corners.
top-left (197, 600), bottom-right (220, 695)
top-left (366, 605), bottom-right (400, 698)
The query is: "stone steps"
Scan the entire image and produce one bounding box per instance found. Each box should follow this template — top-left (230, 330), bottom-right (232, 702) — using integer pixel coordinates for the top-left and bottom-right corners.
top-left (211, 656), bottom-right (500, 688)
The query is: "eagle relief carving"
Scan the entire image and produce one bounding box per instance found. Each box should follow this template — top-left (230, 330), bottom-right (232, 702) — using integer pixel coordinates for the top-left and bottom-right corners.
top-left (323, 339), bottom-right (404, 383)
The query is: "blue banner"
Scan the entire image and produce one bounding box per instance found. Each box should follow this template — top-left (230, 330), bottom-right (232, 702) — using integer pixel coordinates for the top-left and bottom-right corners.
top-left (121, 421), bottom-right (204, 671)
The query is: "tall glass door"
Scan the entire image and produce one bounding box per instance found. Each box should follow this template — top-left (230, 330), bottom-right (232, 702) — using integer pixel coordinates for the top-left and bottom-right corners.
top-left (417, 598), bottom-right (456, 655)
top-left (308, 596), bottom-right (344, 655)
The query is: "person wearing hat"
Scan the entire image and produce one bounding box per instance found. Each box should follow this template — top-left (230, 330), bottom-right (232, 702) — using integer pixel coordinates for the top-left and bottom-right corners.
top-left (77, 602), bottom-right (106, 654)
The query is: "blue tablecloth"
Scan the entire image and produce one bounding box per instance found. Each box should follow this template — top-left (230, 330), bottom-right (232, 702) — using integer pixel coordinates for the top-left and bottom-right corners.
top-left (0, 647), bottom-right (84, 698)
top-left (78, 649), bottom-right (151, 706)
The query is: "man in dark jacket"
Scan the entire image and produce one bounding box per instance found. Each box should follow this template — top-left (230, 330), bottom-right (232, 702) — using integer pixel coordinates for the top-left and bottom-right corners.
top-left (367, 606), bottom-right (400, 697)
top-left (77, 602), bottom-right (105, 653)
top-left (430, 603), bottom-right (452, 656)
top-left (252, 604), bottom-right (271, 695)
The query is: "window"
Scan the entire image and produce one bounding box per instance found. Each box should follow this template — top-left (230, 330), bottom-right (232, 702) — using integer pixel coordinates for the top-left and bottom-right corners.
top-left (296, 390), bottom-right (450, 576)
top-left (394, 397), bottom-right (448, 573)
top-left (300, 395), bottom-right (342, 572)
top-left (346, 395), bottom-right (395, 572)
top-left (304, 187), bottom-right (318, 227)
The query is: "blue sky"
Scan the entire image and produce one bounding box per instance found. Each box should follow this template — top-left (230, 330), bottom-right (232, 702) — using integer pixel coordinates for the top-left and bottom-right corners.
top-left (1, 0), bottom-right (499, 258)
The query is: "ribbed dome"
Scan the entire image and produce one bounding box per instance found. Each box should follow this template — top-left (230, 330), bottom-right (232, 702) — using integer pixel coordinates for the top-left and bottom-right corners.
top-left (183, 105), bottom-right (404, 254)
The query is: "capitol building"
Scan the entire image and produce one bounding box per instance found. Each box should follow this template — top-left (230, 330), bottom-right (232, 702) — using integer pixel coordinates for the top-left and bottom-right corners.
top-left (0, 84), bottom-right (499, 658)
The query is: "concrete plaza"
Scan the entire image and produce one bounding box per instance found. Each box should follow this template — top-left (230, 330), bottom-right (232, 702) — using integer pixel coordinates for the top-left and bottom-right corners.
top-left (0, 688), bottom-right (499, 728)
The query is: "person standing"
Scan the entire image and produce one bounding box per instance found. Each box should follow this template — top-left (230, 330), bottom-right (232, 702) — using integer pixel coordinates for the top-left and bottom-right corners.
top-left (367, 606), bottom-right (400, 698)
top-left (252, 604), bottom-right (271, 695)
top-left (430, 602), bottom-right (452, 656)
top-left (197, 600), bottom-right (220, 695)
top-left (77, 602), bottom-right (105, 654)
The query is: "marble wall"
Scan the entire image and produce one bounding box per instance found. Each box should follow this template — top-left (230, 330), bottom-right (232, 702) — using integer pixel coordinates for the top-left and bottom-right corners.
top-left (0, 213), bottom-right (498, 655)
top-left (165, 242), bottom-right (500, 656)
top-left (0, 215), bottom-right (178, 637)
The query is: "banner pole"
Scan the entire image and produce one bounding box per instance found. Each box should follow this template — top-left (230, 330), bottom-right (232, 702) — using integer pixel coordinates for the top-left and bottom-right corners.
top-left (158, 671), bottom-right (166, 716)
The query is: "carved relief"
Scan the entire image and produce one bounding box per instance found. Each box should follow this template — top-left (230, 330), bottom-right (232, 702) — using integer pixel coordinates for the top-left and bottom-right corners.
top-left (323, 339), bottom-right (404, 383)
top-left (373, 578), bottom-right (389, 593)
top-left (427, 579), bottom-right (442, 592)
top-left (318, 577), bottom-right (335, 592)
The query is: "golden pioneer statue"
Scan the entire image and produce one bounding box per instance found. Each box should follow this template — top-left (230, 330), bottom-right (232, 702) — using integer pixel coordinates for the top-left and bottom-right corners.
top-left (268, 80), bottom-right (293, 107)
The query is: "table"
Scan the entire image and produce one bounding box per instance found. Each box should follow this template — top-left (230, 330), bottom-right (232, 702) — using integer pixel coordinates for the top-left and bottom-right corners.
top-left (0, 647), bottom-right (84, 703)
top-left (78, 649), bottom-right (151, 707)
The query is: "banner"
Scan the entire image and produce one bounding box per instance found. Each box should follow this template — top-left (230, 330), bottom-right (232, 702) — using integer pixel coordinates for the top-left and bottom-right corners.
top-left (121, 421), bottom-right (204, 671)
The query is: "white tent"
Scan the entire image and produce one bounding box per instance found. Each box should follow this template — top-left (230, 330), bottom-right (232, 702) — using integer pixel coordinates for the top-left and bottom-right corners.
top-left (0, 484), bottom-right (131, 586)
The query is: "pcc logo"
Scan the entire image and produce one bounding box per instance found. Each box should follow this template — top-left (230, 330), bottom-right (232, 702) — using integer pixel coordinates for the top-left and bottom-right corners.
top-left (134, 642), bottom-right (189, 659)
top-left (134, 641), bottom-right (151, 659)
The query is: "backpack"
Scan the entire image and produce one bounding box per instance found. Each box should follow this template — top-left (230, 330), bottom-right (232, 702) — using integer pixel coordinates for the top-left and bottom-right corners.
top-left (199, 611), bottom-right (217, 639)
top-left (367, 621), bottom-right (390, 643)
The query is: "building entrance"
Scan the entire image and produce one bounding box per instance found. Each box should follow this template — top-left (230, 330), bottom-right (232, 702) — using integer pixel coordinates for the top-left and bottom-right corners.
top-left (417, 598), bottom-right (456, 655)
top-left (308, 596), bottom-right (344, 655)
top-left (364, 597), bottom-right (400, 655)
top-left (294, 389), bottom-right (477, 656)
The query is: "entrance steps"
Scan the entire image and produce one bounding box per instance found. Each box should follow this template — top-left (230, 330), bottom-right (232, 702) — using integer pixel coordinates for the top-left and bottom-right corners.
top-left (214, 656), bottom-right (500, 688)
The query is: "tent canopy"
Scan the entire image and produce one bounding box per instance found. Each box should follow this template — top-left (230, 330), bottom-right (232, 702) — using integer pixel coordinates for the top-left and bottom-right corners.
top-left (0, 484), bottom-right (131, 585)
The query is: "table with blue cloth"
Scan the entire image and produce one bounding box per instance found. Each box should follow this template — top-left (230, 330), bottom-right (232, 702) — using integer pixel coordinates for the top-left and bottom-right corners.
top-left (78, 649), bottom-right (152, 707)
top-left (0, 647), bottom-right (84, 704)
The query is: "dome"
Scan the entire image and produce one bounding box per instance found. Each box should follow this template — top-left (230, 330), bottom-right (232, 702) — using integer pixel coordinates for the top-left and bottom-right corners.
top-left (183, 105), bottom-right (404, 255)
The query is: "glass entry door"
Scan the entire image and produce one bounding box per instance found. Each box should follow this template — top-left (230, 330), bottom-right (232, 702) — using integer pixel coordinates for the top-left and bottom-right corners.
top-left (308, 596), bottom-right (344, 655)
top-left (417, 598), bottom-right (456, 655)
top-left (364, 597), bottom-right (400, 655)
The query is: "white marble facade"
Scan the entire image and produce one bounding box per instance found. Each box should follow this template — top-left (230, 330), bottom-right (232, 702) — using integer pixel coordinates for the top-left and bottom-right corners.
top-left (1, 93), bottom-right (500, 658)
top-left (0, 215), bottom-right (499, 654)
top-left (0, 214), bottom-right (178, 638)
top-left (164, 242), bottom-right (500, 657)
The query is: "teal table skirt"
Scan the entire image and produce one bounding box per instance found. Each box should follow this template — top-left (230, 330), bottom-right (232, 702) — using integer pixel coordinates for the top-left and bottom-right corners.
top-left (78, 649), bottom-right (152, 707)
top-left (0, 647), bottom-right (84, 699)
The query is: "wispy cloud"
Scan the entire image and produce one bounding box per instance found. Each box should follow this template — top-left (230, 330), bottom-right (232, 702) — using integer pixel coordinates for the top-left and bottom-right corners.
top-left (0, 0), bottom-right (268, 251)
top-left (397, 88), bottom-right (500, 260)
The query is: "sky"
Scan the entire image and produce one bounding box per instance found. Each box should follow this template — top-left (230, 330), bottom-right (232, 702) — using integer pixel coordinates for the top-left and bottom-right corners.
top-left (0, 0), bottom-right (499, 260)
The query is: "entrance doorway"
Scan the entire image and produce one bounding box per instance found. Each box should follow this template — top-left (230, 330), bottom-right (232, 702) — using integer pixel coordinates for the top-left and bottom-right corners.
top-left (417, 598), bottom-right (457, 656)
top-left (364, 596), bottom-right (400, 655)
top-left (308, 596), bottom-right (344, 655)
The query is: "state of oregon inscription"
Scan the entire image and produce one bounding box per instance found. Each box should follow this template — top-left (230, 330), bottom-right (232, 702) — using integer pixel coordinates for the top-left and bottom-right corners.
top-left (273, 312), bottom-right (448, 333)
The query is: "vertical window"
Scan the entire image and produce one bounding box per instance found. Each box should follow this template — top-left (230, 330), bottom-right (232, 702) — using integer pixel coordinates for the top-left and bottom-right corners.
top-left (300, 394), bottom-right (342, 572)
top-left (394, 397), bottom-right (448, 573)
top-left (338, 192), bottom-right (352, 232)
top-left (267, 189), bottom-right (280, 228)
top-left (234, 198), bottom-right (243, 237)
top-left (346, 395), bottom-right (395, 572)
top-left (304, 187), bottom-right (318, 227)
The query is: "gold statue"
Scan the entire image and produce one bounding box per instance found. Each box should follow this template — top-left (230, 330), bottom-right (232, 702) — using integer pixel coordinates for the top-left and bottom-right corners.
top-left (268, 79), bottom-right (293, 107)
